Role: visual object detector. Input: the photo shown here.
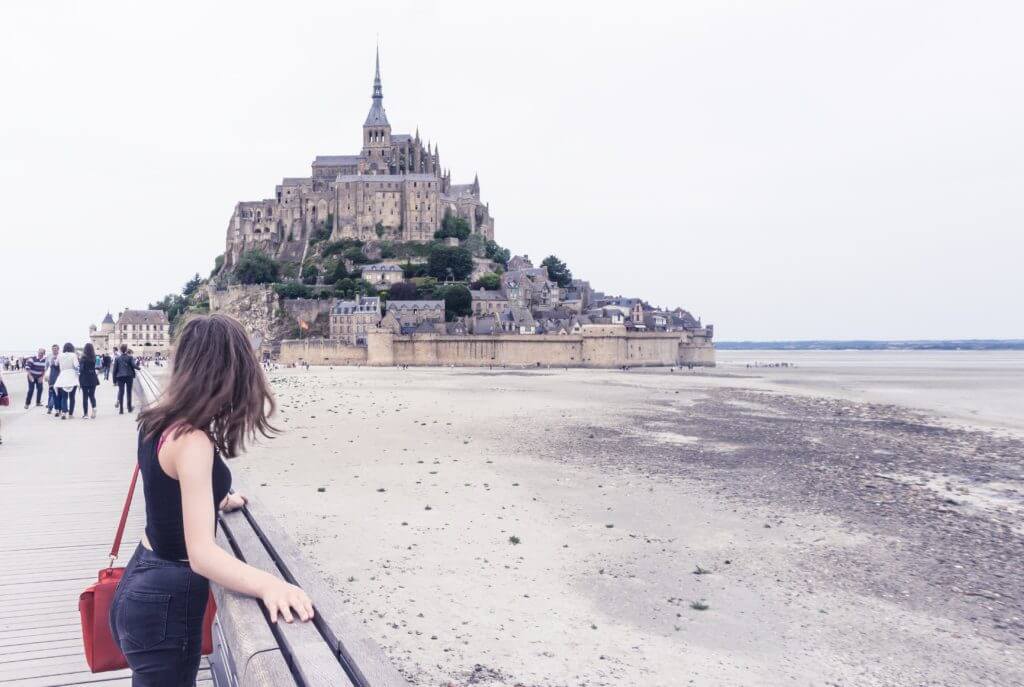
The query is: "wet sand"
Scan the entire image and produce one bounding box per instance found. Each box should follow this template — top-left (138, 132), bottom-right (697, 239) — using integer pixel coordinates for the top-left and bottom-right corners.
top-left (232, 358), bottom-right (1024, 687)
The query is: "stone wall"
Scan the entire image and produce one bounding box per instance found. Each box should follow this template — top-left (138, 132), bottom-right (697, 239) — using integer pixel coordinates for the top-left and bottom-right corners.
top-left (281, 326), bottom-right (715, 368)
top-left (282, 298), bottom-right (334, 327)
top-left (208, 284), bottom-right (282, 354)
top-left (279, 339), bottom-right (368, 365)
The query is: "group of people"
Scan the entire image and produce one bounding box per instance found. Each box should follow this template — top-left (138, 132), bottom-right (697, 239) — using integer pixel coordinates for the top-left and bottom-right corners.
top-left (20, 343), bottom-right (141, 420)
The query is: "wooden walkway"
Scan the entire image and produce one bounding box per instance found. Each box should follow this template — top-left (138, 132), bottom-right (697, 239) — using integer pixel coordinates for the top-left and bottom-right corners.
top-left (0, 372), bottom-right (211, 686)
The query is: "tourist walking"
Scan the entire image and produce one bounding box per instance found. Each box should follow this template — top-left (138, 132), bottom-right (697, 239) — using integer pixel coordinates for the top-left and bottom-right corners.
top-left (45, 344), bottom-right (61, 413)
top-left (79, 342), bottom-right (99, 419)
top-left (101, 352), bottom-right (112, 381)
top-left (0, 376), bottom-right (8, 445)
top-left (24, 347), bottom-right (47, 408)
top-left (109, 314), bottom-right (312, 684)
top-left (113, 344), bottom-right (139, 414)
top-left (55, 343), bottom-right (80, 420)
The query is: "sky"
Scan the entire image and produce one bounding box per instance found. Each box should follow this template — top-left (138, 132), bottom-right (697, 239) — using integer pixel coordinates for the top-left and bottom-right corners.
top-left (1, 0), bottom-right (1022, 350)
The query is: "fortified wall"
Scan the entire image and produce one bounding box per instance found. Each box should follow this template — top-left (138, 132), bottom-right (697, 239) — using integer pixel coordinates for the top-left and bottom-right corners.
top-left (279, 326), bottom-right (715, 368)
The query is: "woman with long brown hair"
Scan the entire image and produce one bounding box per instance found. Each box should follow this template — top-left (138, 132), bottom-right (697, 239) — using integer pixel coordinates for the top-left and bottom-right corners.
top-left (108, 314), bottom-right (312, 684)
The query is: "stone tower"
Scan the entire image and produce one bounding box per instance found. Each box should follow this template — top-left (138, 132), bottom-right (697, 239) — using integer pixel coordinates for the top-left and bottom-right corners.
top-left (361, 46), bottom-right (391, 173)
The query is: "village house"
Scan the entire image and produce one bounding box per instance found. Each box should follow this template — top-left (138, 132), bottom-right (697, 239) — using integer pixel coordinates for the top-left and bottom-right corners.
top-left (361, 263), bottom-right (404, 286)
top-left (387, 300), bottom-right (445, 324)
top-left (91, 309), bottom-right (171, 355)
top-left (330, 295), bottom-right (381, 344)
top-left (470, 289), bottom-right (511, 317)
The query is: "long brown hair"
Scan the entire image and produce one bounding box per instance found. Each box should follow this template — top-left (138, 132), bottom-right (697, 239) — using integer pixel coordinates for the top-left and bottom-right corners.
top-left (138, 314), bottom-right (277, 457)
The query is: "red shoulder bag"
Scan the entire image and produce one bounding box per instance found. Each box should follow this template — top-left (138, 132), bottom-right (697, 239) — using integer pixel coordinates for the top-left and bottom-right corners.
top-left (78, 464), bottom-right (217, 672)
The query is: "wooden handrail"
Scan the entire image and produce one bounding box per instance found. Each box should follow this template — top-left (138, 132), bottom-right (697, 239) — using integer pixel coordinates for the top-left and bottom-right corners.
top-left (136, 368), bottom-right (410, 686)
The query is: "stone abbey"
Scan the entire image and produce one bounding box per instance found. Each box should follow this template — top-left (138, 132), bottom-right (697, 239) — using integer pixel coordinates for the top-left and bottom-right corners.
top-left (224, 49), bottom-right (494, 269)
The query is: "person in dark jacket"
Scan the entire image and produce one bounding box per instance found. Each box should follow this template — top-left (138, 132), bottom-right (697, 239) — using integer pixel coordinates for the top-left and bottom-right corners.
top-left (45, 344), bottom-right (60, 415)
top-left (101, 352), bottom-right (112, 381)
top-left (79, 342), bottom-right (100, 419)
top-left (113, 344), bottom-right (139, 414)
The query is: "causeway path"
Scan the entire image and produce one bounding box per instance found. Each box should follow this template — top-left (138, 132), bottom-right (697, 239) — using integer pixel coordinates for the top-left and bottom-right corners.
top-left (0, 372), bottom-right (212, 686)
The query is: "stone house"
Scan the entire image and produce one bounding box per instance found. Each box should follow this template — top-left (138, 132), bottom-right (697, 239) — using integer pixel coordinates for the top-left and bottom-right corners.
top-left (330, 296), bottom-right (381, 344)
top-left (470, 289), bottom-right (511, 317)
top-left (93, 310), bottom-right (170, 355)
top-left (362, 263), bottom-right (404, 286)
top-left (386, 300), bottom-right (445, 325)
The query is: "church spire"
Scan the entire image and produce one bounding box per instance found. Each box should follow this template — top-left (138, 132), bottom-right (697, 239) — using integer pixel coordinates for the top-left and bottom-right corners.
top-left (373, 44), bottom-right (382, 100)
top-left (364, 46), bottom-right (389, 127)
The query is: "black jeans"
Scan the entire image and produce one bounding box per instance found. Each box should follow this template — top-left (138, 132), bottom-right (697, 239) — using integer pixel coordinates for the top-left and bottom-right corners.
top-left (81, 384), bottom-right (97, 415)
top-left (110, 544), bottom-right (209, 687)
top-left (25, 377), bottom-right (43, 405)
top-left (117, 377), bottom-right (134, 412)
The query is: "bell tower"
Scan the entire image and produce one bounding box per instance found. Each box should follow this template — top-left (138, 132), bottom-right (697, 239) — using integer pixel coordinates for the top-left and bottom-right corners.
top-left (362, 47), bottom-right (391, 173)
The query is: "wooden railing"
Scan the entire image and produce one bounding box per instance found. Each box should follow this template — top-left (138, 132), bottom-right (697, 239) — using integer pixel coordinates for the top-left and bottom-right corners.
top-left (136, 368), bottom-right (409, 686)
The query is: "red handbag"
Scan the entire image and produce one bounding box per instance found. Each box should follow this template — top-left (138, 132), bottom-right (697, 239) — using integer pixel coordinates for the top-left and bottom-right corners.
top-left (79, 463), bottom-right (216, 672)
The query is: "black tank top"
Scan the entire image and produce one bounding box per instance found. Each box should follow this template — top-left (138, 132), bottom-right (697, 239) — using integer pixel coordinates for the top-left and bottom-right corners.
top-left (138, 426), bottom-right (232, 561)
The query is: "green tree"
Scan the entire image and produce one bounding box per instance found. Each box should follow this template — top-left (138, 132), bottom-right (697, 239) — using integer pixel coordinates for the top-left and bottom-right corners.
top-left (301, 264), bottom-right (319, 285)
top-left (344, 246), bottom-right (369, 265)
top-left (273, 283), bottom-right (312, 299)
top-left (388, 280), bottom-right (419, 300)
top-left (413, 276), bottom-right (439, 299)
top-left (541, 255), bottom-right (573, 287)
top-left (210, 255), bottom-right (224, 278)
top-left (375, 222), bottom-right (386, 239)
top-left (428, 245), bottom-right (474, 281)
top-left (439, 284), bottom-right (473, 321)
top-left (435, 212), bottom-right (471, 241)
top-left (471, 272), bottom-right (502, 290)
top-left (484, 240), bottom-right (510, 267)
top-left (182, 273), bottom-right (202, 297)
top-left (235, 250), bottom-right (279, 284)
top-left (149, 294), bottom-right (188, 326)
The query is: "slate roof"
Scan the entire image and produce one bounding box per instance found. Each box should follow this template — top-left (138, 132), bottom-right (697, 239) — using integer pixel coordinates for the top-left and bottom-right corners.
top-left (363, 263), bottom-right (403, 272)
top-left (102, 313), bottom-right (115, 324)
top-left (387, 300), bottom-right (445, 311)
top-left (336, 174), bottom-right (437, 183)
top-left (392, 134), bottom-right (412, 143)
top-left (332, 296), bottom-right (381, 315)
top-left (471, 289), bottom-right (507, 301)
top-left (118, 310), bottom-right (169, 325)
top-left (312, 155), bottom-right (361, 167)
top-left (281, 177), bottom-right (311, 186)
top-left (472, 316), bottom-right (498, 335)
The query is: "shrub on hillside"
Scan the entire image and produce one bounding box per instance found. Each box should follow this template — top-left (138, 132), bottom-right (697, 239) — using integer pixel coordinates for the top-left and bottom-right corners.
top-left (427, 245), bottom-right (474, 281)
top-left (235, 250), bottom-right (279, 284)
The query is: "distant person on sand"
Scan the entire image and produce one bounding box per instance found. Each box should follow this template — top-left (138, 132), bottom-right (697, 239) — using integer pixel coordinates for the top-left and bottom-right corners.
top-left (79, 342), bottom-right (99, 419)
top-left (24, 347), bottom-right (47, 408)
top-left (55, 342), bottom-right (80, 420)
top-left (113, 343), bottom-right (139, 414)
top-left (109, 313), bottom-right (313, 683)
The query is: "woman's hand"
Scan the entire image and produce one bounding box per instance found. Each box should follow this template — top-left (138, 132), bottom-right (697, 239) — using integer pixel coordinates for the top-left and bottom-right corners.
top-left (260, 579), bottom-right (314, 623)
top-left (219, 492), bottom-right (247, 512)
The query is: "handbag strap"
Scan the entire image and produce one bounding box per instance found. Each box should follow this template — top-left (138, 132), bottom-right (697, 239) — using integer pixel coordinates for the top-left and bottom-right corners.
top-left (109, 464), bottom-right (141, 565)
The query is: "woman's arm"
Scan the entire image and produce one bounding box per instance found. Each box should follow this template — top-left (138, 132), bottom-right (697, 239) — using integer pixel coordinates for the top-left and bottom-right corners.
top-left (169, 430), bottom-right (314, 623)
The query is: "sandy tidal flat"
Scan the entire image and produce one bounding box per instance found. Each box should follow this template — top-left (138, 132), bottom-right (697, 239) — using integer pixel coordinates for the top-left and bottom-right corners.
top-left (236, 362), bottom-right (1024, 687)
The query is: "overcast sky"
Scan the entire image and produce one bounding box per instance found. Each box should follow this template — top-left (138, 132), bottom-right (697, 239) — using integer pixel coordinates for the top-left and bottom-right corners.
top-left (2, 0), bottom-right (1022, 350)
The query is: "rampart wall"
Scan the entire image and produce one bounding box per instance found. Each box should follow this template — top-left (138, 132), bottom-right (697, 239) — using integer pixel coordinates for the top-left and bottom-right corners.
top-left (279, 326), bottom-right (715, 368)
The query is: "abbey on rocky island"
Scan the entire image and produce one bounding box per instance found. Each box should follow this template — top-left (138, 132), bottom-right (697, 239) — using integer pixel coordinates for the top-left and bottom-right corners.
top-left (224, 49), bottom-right (494, 269)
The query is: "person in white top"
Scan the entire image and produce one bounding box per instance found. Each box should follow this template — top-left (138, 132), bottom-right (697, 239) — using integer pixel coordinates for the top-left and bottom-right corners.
top-left (55, 342), bottom-right (80, 420)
